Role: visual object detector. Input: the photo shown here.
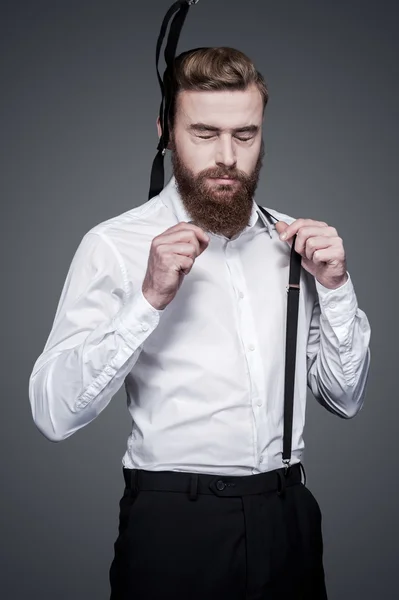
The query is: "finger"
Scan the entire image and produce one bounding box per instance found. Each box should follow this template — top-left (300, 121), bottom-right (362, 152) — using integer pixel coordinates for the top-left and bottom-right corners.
top-left (294, 226), bottom-right (338, 255)
top-left (280, 219), bottom-right (329, 242)
top-left (184, 222), bottom-right (210, 252)
top-left (169, 226), bottom-right (210, 252)
top-left (302, 235), bottom-right (335, 261)
top-left (168, 221), bottom-right (210, 245)
top-left (154, 230), bottom-right (204, 256)
top-left (275, 220), bottom-right (289, 233)
top-left (157, 242), bottom-right (201, 261)
top-left (178, 255), bottom-right (195, 275)
top-left (311, 246), bottom-right (345, 266)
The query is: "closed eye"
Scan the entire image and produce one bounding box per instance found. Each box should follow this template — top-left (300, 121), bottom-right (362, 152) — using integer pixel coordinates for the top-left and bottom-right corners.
top-left (197, 134), bottom-right (253, 141)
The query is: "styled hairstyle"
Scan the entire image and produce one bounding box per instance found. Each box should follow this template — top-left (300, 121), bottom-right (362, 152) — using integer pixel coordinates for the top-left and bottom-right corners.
top-left (166, 46), bottom-right (269, 129)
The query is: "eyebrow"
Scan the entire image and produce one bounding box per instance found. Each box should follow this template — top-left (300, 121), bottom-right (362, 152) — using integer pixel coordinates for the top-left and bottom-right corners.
top-left (188, 123), bottom-right (260, 134)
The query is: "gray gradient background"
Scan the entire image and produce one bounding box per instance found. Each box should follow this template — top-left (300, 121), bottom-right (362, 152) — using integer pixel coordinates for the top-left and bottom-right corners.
top-left (1, 0), bottom-right (398, 598)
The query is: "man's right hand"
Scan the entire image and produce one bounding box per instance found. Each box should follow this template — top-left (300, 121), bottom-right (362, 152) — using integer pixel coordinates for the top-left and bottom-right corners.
top-left (142, 222), bottom-right (210, 311)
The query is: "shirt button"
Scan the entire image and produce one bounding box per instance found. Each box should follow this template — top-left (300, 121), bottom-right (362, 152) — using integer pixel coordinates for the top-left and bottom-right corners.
top-left (259, 456), bottom-right (263, 463)
top-left (239, 291), bottom-right (244, 299)
top-left (329, 302), bottom-right (337, 309)
top-left (257, 400), bottom-right (262, 407)
top-left (141, 323), bottom-right (149, 332)
top-left (248, 344), bottom-right (255, 351)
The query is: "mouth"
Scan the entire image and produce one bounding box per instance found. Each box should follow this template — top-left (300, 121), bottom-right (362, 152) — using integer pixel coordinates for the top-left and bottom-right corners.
top-left (208, 177), bottom-right (238, 185)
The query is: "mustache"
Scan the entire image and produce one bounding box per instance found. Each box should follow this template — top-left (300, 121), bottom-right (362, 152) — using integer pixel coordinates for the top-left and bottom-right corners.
top-left (198, 167), bottom-right (249, 182)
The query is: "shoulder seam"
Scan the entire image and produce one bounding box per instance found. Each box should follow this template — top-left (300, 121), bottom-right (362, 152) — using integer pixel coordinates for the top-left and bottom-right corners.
top-left (84, 196), bottom-right (165, 299)
top-left (93, 195), bottom-right (164, 234)
top-left (87, 231), bottom-right (131, 300)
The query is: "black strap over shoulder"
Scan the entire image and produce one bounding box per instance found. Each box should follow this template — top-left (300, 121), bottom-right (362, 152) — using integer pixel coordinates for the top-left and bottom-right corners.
top-left (148, 1), bottom-right (303, 472)
top-left (257, 205), bottom-right (302, 469)
top-left (149, 0), bottom-right (200, 201)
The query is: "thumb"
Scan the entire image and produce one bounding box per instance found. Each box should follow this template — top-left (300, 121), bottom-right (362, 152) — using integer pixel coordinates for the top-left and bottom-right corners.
top-left (274, 221), bottom-right (294, 247)
top-left (275, 221), bottom-right (289, 236)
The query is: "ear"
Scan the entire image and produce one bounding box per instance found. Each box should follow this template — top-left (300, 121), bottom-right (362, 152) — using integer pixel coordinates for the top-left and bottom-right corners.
top-left (156, 116), bottom-right (162, 139)
top-left (157, 116), bottom-right (174, 150)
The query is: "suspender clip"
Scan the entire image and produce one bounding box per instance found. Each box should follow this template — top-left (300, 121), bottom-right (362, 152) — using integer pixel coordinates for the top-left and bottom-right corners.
top-left (283, 459), bottom-right (291, 474)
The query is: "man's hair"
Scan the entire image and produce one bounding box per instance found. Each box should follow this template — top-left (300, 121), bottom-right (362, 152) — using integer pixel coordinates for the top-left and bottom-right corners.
top-left (166, 47), bottom-right (269, 129)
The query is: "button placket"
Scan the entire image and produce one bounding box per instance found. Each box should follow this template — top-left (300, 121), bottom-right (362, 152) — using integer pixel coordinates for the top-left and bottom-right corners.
top-left (226, 244), bottom-right (258, 382)
top-left (230, 254), bottom-right (265, 403)
top-left (225, 239), bottom-right (268, 467)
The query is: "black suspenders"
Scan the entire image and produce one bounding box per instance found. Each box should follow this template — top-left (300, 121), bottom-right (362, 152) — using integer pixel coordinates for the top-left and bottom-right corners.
top-left (257, 205), bottom-right (302, 471)
top-left (149, 0), bottom-right (200, 201)
top-left (148, 0), bottom-right (303, 473)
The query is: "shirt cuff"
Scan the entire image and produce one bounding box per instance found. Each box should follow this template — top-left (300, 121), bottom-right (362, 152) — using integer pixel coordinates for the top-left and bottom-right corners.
top-left (315, 272), bottom-right (358, 327)
top-left (113, 288), bottom-right (163, 349)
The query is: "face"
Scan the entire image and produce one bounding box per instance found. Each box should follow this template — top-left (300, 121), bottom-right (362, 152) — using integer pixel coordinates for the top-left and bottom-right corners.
top-left (158, 84), bottom-right (265, 238)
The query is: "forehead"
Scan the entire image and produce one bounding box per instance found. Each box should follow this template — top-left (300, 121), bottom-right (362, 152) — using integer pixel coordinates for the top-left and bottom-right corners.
top-left (176, 85), bottom-right (264, 128)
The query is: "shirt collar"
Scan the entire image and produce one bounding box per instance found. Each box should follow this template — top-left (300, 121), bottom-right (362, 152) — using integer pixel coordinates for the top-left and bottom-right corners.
top-left (160, 175), bottom-right (274, 239)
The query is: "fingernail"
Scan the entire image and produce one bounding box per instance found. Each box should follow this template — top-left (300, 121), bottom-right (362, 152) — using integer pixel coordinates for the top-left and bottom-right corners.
top-left (280, 232), bottom-right (287, 240)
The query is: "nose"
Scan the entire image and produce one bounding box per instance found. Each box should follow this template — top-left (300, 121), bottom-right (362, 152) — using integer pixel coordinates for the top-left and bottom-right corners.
top-left (215, 135), bottom-right (236, 169)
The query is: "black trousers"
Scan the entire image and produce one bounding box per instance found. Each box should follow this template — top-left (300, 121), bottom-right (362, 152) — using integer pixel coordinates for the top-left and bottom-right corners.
top-left (109, 462), bottom-right (328, 600)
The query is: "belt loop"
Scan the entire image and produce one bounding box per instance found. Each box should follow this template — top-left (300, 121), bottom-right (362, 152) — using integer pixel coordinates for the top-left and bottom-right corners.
top-left (130, 470), bottom-right (139, 497)
top-left (277, 470), bottom-right (286, 497)
top-left (188, 474), bottom-right (199, 501)
top-left (299, 462), bottom-right (307, 487)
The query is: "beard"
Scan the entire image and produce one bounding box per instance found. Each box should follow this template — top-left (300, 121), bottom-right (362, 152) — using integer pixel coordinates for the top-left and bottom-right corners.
top-left (170, 138), bottom-right (265, 238)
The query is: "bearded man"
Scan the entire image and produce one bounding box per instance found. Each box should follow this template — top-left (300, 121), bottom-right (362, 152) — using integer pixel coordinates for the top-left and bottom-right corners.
top-left (29, 46), bottom-right (371, 599)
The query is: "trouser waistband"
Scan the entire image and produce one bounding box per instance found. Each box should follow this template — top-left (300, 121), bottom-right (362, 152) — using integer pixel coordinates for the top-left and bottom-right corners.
top-left (122, 462), bottom-right (305, 500)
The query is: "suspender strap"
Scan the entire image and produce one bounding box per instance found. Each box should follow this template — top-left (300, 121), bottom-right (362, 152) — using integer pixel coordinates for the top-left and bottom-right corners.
top-left (283, 232), bottom-right (301, 465)
top-left (149, 0), bottom-right (200, 200)
top-left (257, 205), bottom-right (302, 469)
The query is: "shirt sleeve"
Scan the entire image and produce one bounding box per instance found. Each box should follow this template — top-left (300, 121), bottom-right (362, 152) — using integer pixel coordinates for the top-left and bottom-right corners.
top-left (28, 231), bottom-right (163, 442)
top-left (306, 271), bottom-right (371, 418)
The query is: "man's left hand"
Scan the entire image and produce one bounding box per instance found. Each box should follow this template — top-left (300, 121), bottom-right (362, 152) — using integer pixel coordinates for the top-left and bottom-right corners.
top-left (275, 219), bottom-right (348, 290)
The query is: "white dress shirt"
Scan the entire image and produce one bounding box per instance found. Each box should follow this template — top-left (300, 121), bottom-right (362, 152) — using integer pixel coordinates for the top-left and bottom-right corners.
top-left (29, 176), bottom-right (371, 475)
